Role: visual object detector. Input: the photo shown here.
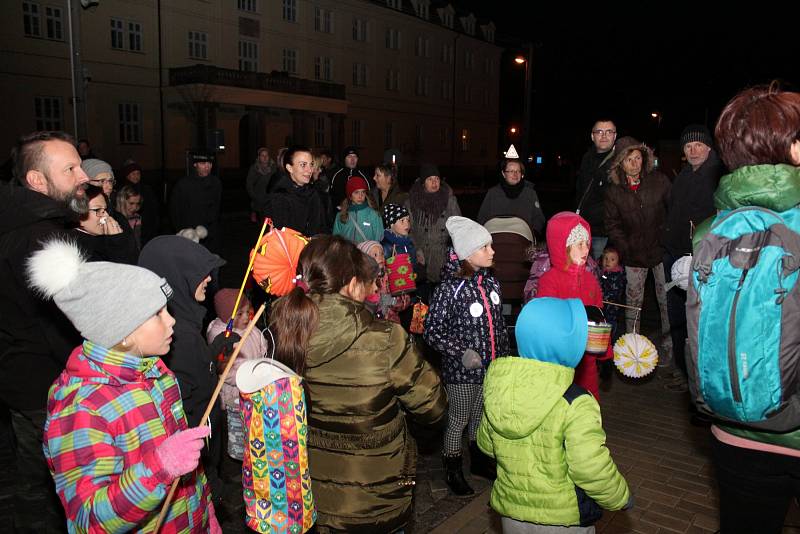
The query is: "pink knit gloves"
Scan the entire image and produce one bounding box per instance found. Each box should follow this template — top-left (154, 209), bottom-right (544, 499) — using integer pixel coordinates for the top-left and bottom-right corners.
top-left (155, 426), bottom-right (211, 479)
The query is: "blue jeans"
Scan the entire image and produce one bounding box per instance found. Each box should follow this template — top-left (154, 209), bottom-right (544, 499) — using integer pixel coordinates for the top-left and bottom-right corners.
top-left (591, 236), bottom-right (608, 260)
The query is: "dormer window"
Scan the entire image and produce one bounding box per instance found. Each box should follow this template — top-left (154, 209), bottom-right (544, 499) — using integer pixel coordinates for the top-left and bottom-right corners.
top-left (461, 14), bottom-right (476, 36)
top-left (386, 0), bottom-right (401, 10)
top-left (412, 0), bottom-right (430, 19)
top-left (437, 5), bottom-right (454, 29)
top-left (481, 22), bottom-right (496, 43)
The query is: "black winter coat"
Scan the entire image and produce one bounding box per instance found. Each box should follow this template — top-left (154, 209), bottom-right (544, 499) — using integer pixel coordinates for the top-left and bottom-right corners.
top-left (265, 174), bottom-right (328, 236)
top-left (169, 173), bottom-right (222, 252)
top-left (0, 184), bottom-right (81, 409)
top-left (663, 151), bottom-right (724, 256)
top-left (575, 148), bottom-right (615, 235)
top-left (424, 248), bottom-right (510, 384)
top-left (138, 236), bottom-right (225, 425)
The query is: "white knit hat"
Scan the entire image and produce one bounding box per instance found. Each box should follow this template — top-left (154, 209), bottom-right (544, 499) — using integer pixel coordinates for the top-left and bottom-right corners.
top-left (445, 216), bottom-right (492, 260)
top-left (27, 239), bottom-right (172, 348)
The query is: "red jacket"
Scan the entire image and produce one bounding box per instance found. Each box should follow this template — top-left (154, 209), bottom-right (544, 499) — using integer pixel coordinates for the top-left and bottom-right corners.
top-left (537, 212), bottom-right (610, 399)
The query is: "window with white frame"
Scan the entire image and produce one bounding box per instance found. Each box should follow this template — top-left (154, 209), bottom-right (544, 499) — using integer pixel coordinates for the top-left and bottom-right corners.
top-left (44, 6), bottom-right (63, 40)
top-left (460, 128), bottom-right (469, 152)
top-left (110, 18), bottom-right (142, 51)
top-left (352, 63), bottom-right (368, 87)
top-left (441, 42), bottom-right (453, 64)
top-left (464, 50), bottom-right (473, 69)
top-left (238, 40), bottom-right (258, 71)
top-left (282, 0), bottom-right (296, 22)
top-left (314, 6), bottom-right (333, 33)
top-left (128, 21), bottom-right (142, 51)
top-left (414, 0), bottom-right (429, 19)
top-left (482, 25), bottom-right (494, 43)
top-left (110, 18), bottom-right (124, 49)
top-left (352, 119), bottom-right (362, 146)
top-left (34, 96), bottom-right (62, 130)
top-left (282, 48), bottom-right (297, 74)
top-left (314, 116), bottom-right (326, 147)
top-left (314, 56), bottom-right (332, 81)
top-left (384, 122), bottom-right (395, 148)
top-left (23, 1), bottom-right (41, 37)
top-left (415, 75), bottom-right (429, 97)
top-left (238, 0), bottom-right (257, 12)
top-left (461, 16), bottom-right (475, 35)
top-left (386, 0), bottom-right (400, 9)
top-left (385, 69), bottom-right (400, 92)
top-left (118, 103), bottom-right (142, 144)
top-left (440, 9), bottom-right (453, 29)
top-left (385, 27), bottom-right (400, 50)
top-left (415, 36), bottom-right (429, 57)
top-left (440, 79), bottom-right (452, 100)
top-left (188, 31), bottom-right (208, 60)
top-left (352, 17), bottom-right (367, 41)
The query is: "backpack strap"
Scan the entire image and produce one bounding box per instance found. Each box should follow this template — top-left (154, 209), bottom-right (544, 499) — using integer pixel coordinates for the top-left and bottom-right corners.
top-left (563, 383), bottom-right (590, 404)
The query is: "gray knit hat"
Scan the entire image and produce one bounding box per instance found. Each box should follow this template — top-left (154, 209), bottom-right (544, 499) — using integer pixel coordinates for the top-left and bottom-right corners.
top-left (446, 216), bottom-right (492, 260)
top-left (81, 158), bottom-right (114, 180)
top-left (27, 239), bottom-right (172, 348)
top-left (680, 124), bottom-right (713, 148)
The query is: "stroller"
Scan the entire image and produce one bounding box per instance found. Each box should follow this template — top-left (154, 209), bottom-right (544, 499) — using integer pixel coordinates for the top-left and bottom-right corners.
top-left (483, 216), bottom-right (534, 349)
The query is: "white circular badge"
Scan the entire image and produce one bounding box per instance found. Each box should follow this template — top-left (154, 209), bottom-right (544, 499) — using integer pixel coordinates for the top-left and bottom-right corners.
top-left (469, 302), bottom-right (484, 317)
top-left (490, 291), bottom-right (500, 305)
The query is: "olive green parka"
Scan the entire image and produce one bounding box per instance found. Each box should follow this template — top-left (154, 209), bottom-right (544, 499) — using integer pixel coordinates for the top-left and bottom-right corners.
top-left (305, 293), bottom-right (447, 533)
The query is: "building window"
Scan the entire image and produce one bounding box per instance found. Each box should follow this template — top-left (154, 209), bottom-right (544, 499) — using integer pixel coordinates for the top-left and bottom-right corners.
top-left (441, 11), bottom-right (453, 28)
top-left (128, 21), bottom-right (142, 51)
top-left (238, 0), bottom-right (257, 12)
top-left (462, 17), bottom-right (475, 35)
top-left (440, 79), bottom-right (452, 100)
top-left (23, 1), bottom-right (41, 37)
top-left (314, 116), bottom-right (325, 147)
top-left (238, 40), bottom-right (258, 71)
top-left (118, 103), bottom-right (142, 144)
top-left (352, 119), bottom-right (362, 146)
top-left (352, 63), bottom-right (368, 87)
top-left (460, 128), bottom-right (469, 152)
top-left (386, 0), bottom-right (401, 9)
top-left (464, 50), bottom-right (473, 69)
top-left (483, 88), bottom-right (490, 107)
top-left (414, 0), bottom-right (429, 19)
top-left (282, 48), bottom-right (297, 74)
top-left (484, 58), bottom-right (492, 74)
top-left (314, 6), bottom-right (333, 33)
top-left (439, 126), bottom-right (450, 147)
top-left (110, 18), bottom-right (124, 49)
top-left (415, 36), bottom-right (429, 57)
top-left (441, 43), bottom-right (453, 64)
top-left (385, 69), bottom-right (400, 92)
top-left (385, 28), bottom-right (400, 50)
top-left (34, 96), bottom-right (62, 130)
top-left (282, 0), bottom-right (296, 22)
top-left (44, 6), bottom-right (63, 40)
top-left (314, 56), bottom-right (332, 81)
top-left (384, 122), bottom-right (395, 149)
top-left (415, 75), bottom-right (429, 97)
top-left (464, 85), bottom-right (472, 104)
top-left (415, 124), bottom-right (423, 147)
top-left (188, 31), bottom-right (208, 60)
top-left (111, 18), bottom-right (142, 51)
top-left (352, 18), bottom-right (367, 42)
top-left (483, 26), bottom-right (495, 42)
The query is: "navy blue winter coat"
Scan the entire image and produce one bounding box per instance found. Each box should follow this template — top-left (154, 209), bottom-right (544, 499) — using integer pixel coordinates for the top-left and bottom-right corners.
top-left (424, 248), bottom-right (510, 384)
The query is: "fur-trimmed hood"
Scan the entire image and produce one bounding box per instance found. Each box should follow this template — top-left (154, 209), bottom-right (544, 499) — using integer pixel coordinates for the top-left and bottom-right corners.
top-left (608, 136), bottom-right (656, 185)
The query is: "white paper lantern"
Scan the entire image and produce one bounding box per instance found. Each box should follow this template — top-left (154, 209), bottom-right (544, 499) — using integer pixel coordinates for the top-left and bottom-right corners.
top-left (613, 333), bottom-right (659, 378)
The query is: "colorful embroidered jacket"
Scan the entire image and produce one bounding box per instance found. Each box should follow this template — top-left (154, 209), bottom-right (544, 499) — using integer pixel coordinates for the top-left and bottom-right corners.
top-left (43, 342), bottom-right (212, 533)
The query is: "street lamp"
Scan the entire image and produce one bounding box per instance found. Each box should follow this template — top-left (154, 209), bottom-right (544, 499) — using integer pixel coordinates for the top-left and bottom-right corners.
top-left (513, 45), bottom-right (533, 161)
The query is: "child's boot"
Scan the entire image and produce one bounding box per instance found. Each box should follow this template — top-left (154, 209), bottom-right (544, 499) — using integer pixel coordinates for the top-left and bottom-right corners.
top-left (442, 454), bottom-right (474, 496)
top-left (469, 441), bottom-right (496, 480)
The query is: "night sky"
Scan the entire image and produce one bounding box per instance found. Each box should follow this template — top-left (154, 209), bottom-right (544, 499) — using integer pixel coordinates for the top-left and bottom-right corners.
top-left (465, 5), bottom-right (799, 172)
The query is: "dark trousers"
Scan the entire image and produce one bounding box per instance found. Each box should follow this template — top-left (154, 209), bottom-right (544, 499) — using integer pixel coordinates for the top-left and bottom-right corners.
top-left (713, 437), bottom-right (800, 534)
top-left (10, 408), bottom-right (66, 533)
top-left (663, 252), bottom-right (688, 375)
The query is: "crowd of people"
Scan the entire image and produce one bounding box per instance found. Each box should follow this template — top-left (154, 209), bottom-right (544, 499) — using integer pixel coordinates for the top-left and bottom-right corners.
top-left (1, 82), bottom-right (799, 534)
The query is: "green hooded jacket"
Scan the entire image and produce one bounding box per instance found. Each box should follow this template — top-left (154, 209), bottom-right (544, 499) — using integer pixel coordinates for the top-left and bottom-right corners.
top-left (477, 357), bottom-right (629, 526)
top-left (693, 164), bottom-right (800, 449)
top-left (305, 293), bottom-right (447, 533)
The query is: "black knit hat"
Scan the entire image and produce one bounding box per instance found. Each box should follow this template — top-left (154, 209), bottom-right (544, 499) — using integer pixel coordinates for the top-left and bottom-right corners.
top-left (343, 146), bottom-right (359, 158)
top-left (419, 163), bottom-right (440, 179)
top-left (680, 124), bottom-right (713, 148)
top-left (383, 203), bottom-right (409, 227)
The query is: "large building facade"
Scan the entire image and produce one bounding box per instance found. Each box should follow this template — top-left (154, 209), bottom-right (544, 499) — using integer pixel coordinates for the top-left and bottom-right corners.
top-left (1, 0), bottom-right (502, 175)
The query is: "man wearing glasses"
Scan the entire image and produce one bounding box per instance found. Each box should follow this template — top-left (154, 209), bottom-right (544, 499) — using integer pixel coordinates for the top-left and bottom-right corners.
top-left (576, 119), bottom-right (617, 258)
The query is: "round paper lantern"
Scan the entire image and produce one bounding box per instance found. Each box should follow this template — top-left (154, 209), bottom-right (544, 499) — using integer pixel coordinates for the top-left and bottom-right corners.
top-left (251, 226), bottom-right (309, 296)
top-left (613, 333), bottom-right (659, 378)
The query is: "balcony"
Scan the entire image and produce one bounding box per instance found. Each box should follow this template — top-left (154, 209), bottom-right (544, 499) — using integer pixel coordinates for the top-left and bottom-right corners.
top-left (169, 64), bottom-right (346, 101)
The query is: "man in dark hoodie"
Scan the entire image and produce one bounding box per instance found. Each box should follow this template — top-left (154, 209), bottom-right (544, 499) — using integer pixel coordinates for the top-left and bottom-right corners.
top-left (576, 119), bottom-right (617, 259)
top-left (0, 130), bottom-right (88, 532)
top-left (329, 145), bottom-right (370, 210)
top-left (169, 150), bottom-right (222, 253)
top-left (138, 235), bottom-right (239, 502)
top-left (662, 124), bottom-right (724, 392)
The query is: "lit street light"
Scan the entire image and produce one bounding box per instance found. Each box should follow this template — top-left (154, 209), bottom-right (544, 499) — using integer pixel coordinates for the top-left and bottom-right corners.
top-left (513, 45), bottom-right (533, 162)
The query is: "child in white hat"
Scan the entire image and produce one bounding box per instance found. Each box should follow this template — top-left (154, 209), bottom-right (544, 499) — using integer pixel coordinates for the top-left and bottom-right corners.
top-left (27, 239), bottom-right (220, 533)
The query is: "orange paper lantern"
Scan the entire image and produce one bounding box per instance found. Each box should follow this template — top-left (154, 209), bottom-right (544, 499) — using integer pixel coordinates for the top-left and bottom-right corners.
top-left (251, 226), bottom-right (309, 296)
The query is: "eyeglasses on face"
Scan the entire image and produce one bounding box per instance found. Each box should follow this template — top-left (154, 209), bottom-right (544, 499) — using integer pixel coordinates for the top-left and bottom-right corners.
top-left (592, 129), bottom-right (617, 137)
top-left (503, 169), bottom-right (522, 175)
top-left (88, 207), bottom-right (109, 216)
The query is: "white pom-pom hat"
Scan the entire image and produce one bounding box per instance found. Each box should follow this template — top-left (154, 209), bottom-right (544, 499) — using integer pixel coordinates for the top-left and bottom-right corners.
top-left (27, 238), bottom-right (173, 348)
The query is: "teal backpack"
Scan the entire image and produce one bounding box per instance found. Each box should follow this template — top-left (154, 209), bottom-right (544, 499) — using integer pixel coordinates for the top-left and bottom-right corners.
top-left (687, 206), bottom-right (800, 431)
